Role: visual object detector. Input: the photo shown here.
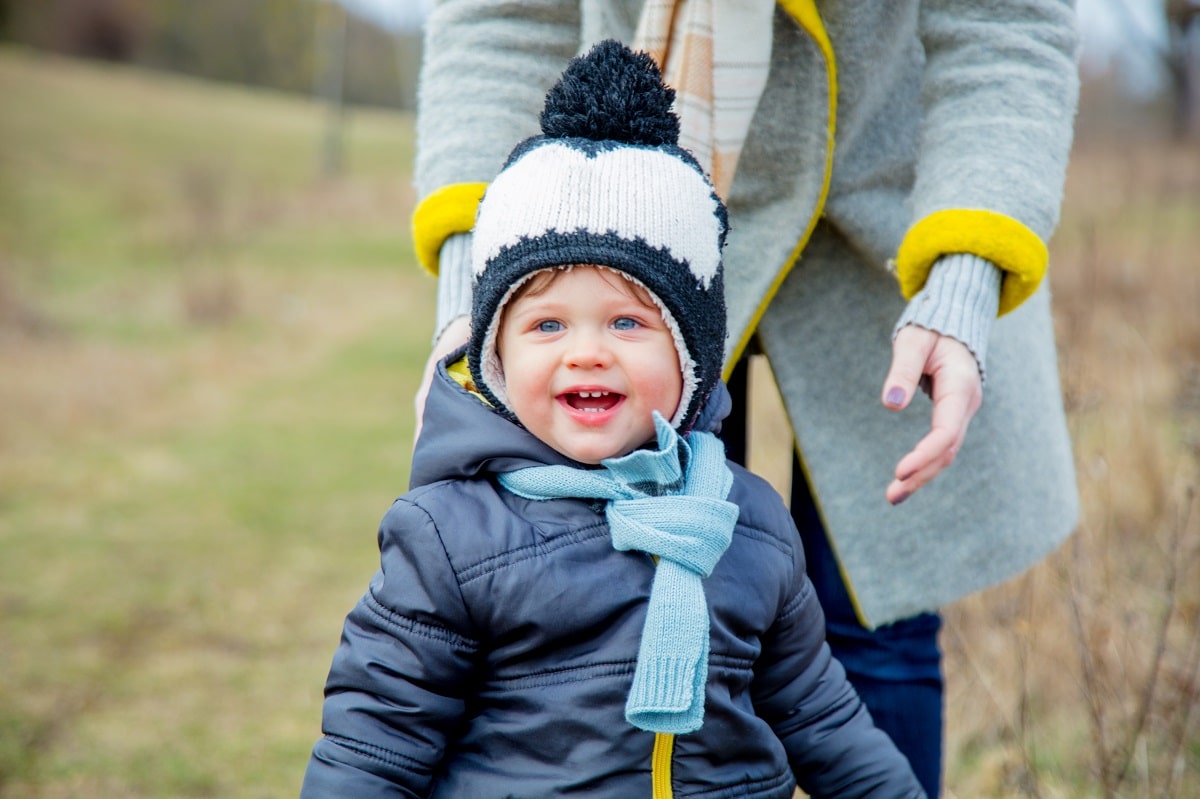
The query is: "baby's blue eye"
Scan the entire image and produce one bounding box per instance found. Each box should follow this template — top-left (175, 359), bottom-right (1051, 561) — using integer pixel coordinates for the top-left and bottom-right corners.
top-left (537, 320), bottom-right (564, 333)
top-left (612, 317), bottom-right (639, 331)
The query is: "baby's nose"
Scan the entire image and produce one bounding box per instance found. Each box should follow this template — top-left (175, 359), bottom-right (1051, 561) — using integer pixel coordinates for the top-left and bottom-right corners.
top-left (564, 329), bottom-right (614, 369)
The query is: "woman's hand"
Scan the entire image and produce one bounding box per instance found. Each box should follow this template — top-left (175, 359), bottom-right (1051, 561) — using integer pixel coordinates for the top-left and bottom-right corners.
top-left (880, 325), bottom-right (982, 505)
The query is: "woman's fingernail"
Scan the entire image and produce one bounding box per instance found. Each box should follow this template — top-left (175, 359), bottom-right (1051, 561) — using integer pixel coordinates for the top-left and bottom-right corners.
top-left (885, 387), bottom-right (906, 406)
top-left (891, 490), bottom-right (911, 506)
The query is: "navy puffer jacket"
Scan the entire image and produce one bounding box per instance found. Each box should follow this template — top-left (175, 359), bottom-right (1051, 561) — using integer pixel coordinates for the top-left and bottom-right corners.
top-left (301, 356), bottom-right (924, 798)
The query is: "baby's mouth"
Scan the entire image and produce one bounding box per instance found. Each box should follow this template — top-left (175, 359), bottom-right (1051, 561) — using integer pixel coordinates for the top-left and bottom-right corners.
top-left (563, 390), bottom-right (621, 413)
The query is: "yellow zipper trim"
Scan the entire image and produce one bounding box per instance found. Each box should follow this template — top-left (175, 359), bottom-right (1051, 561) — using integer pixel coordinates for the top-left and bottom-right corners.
top-left (651, 732), bottom-right (675, 799)
top-left (730, 1), bottom-right (863, 624)
top-left (790, 443), bottom-right (870, 626)
top-left (725, 0), bottom-right (838, 377)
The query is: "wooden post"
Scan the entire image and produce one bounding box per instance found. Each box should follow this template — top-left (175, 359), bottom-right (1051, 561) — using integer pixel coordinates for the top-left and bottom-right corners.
top-left (316, 0), bottom-right (348, 177)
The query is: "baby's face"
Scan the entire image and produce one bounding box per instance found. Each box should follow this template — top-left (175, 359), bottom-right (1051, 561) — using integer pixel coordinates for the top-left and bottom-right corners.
top-left (497, 266), bottom-right (683, 464)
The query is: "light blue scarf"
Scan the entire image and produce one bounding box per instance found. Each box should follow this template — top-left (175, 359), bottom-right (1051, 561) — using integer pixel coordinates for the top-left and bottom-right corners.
top-left (498, 412), bottom-right (738, 734)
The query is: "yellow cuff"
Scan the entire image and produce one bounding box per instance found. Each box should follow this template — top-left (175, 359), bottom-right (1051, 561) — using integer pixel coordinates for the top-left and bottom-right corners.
top-left (411, 182), bottom-right (489, 276)
top-left (895, 209), bottom-right (1048, 316)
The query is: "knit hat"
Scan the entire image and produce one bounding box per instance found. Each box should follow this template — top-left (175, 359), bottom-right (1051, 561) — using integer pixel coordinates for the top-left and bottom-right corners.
top-left (467, 39), bottom-right (729, 435)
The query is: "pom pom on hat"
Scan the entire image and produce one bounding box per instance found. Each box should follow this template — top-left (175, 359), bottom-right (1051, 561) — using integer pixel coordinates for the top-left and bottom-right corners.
top-left (469, 40), bottom-right (728, 436)
top-left (539, 40), bottom-right (680, 146)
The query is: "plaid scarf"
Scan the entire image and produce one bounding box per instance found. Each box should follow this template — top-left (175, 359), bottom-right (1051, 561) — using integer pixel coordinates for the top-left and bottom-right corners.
top-left (633, 0), bottom-right (775, 198)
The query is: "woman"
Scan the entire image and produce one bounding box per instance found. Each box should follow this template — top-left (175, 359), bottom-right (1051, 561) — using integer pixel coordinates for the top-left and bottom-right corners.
top-left (409, 2), bottom-right (1080, 794)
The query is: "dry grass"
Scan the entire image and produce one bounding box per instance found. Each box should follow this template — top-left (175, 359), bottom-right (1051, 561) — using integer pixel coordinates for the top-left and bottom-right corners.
top-left (939, 136), bottom-right (1200, 798)
top-left (0, 47), bottom-right (431, 797)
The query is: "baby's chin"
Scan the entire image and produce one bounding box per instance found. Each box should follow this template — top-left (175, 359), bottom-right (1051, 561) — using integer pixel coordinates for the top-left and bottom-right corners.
top-left (558, 435), bottom-right (663, 466)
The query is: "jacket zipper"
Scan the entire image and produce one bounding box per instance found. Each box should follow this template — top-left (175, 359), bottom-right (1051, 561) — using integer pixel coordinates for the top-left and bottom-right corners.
top-left (651, 733), bottom-right (675, 798)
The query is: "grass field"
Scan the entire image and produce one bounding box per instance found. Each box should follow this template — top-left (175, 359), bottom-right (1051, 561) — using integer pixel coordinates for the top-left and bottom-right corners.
top-left (0, 45), bottom-right (431, 797)
top-left (0, 45), bottom-right (1197, 798)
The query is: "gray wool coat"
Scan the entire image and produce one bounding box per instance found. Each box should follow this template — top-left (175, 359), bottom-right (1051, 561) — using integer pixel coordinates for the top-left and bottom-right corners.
top-left (412, 0), bottom-right (1081, 626)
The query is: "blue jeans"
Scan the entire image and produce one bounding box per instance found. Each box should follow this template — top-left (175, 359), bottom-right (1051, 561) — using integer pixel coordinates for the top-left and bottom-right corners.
top-left (722, 363), bottom-right (944, 797)
top-left (791, 460), bottom-right (944, 798)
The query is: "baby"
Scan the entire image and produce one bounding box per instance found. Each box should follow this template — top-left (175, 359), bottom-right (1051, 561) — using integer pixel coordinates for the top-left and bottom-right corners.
top-left (301, 40), bottom-right (925, 799)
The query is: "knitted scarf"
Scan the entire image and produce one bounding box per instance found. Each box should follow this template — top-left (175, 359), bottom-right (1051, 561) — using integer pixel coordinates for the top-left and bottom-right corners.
top-left (633, 0), bottom-right (775, 198)
top-left (498, 413), bottom-right (738, 734)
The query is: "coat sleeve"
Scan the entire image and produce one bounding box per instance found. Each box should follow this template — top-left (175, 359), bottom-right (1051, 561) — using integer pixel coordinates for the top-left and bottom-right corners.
top-left (751, 519), bottom-right (926, 799)
top-left (897, 0), bottom-right (1080, 314)
top-left (300, 498), bottom-right (481, 799)
top-left (412, 0), bottom-right (582, 275)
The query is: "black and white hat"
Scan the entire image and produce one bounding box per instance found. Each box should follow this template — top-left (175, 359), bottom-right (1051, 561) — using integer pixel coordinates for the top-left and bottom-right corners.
top-left (468, 39), bottom-right (729, 434)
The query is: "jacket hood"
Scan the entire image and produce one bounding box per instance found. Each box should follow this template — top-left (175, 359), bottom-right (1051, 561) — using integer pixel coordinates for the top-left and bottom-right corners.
top-left (409, 348), bottom-right (732, 491)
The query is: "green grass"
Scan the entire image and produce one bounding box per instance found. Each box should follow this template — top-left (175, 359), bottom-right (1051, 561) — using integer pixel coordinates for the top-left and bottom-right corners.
top-left (0, 45), bottom-right (431, 797)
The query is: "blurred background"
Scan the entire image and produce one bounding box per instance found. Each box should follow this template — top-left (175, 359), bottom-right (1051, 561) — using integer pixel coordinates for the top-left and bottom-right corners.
top-left (0, 1), bottom-right (1196, 797)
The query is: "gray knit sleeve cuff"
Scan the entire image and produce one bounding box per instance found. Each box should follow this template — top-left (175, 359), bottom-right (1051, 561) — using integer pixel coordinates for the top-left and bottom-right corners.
top-left (433, 232), bottom-right (474, 345)
top-left (893, 253), bottom-right (1001, 383)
